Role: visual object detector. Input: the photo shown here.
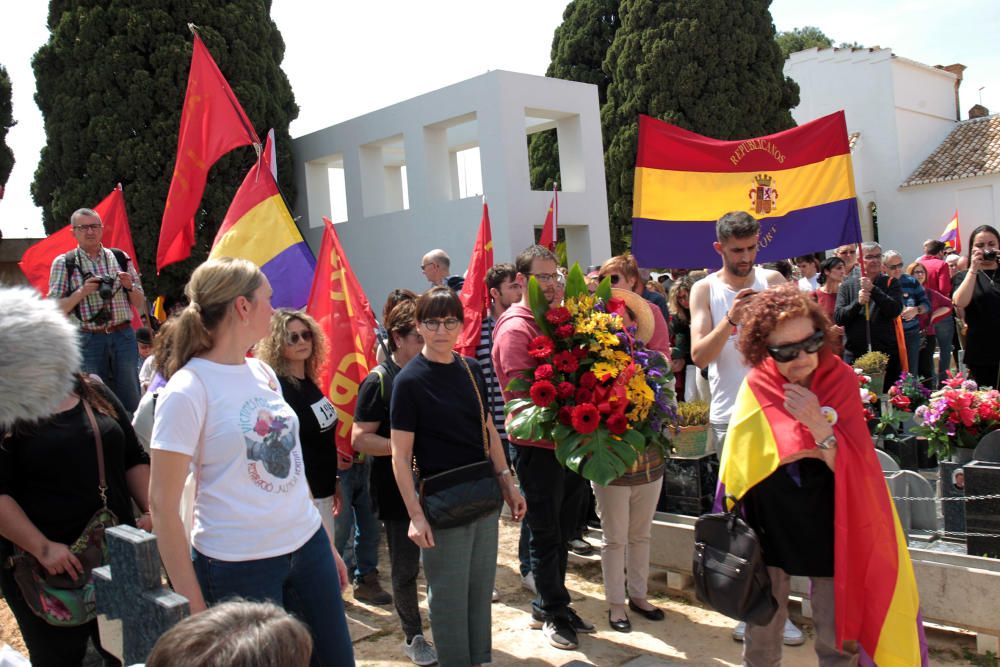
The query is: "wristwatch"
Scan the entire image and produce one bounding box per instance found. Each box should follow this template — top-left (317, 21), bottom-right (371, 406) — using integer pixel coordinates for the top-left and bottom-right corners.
top-left (815, 434), bottom-right (837, 450)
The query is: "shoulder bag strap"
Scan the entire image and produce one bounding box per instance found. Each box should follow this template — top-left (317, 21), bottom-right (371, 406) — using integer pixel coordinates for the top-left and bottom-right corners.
top-left (80, 398), bottom-right (109, 510)
top-left (457, 354), bottom-right (490, 460)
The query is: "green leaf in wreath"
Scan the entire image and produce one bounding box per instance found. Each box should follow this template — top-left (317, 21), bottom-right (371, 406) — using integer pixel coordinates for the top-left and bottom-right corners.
top-left (528, 277), bottom-right (554, 337)
top-left (595, 276), bottom-right (612, 302)
top-left (506, 377), bottom-right (531, 394)
top-left (565, 263), bottom-right (587, 299)
top-left (504, 398), bottom-right (533, 418)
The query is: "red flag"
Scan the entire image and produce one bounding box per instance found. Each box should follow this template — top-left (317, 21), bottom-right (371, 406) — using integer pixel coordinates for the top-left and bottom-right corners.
top-left (307, 218), bottom-right (378, 459)
top-left (455, 200), bottom-right (495, 357)
top-left (157, 33), bottom-right (259, 273)
top-left (18, 185), bottom-right (137, 296)
top-left (539, 184), bottom-right (558, 252)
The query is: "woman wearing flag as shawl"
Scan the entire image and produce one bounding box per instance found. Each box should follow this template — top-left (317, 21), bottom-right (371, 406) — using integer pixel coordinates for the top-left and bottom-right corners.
top-left (719, 284), bottom-right (926, 667)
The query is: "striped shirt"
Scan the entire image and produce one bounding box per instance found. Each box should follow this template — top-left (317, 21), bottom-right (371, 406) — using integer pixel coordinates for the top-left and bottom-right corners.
top-left (476, 315), bottom-right (507, 444)
top-left (48, 246), bottom-right (142, 330)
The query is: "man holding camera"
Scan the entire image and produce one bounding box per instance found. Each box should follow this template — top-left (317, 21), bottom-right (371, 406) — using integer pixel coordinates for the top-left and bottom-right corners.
top-left (48, 208), bottom-right (145, 412)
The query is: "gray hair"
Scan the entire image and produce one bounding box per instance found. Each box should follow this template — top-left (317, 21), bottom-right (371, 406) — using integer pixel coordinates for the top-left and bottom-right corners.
top-left (882, 249), bottom-right (902, 263)
top-left (861, 241), bottom-right (881, 254)
top-left (716, 211), bottom-right (759, 243)
top-left (424, 248), bottom-right (450, 270)
top-left (70, 208), bottom-right (101, 227)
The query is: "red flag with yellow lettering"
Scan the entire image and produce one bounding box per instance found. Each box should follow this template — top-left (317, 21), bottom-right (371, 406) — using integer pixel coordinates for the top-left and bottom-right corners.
top-left (307, 218), bottom-right (377, 459)
top-left (156, 32), bottom-right (259, 273)
top-left (455, 199), bottom-right (494, 356)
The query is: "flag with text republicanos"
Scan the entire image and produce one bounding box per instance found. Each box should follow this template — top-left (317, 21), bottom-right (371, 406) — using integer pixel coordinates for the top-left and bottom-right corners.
top-left (157, 33), bottom-right (259, 273)
top-left (631, 111), bottom-right (861, 268)
top-left (307, 218), bottom-right (377, 459)
top-left (455, 200), bottom-right (494, 357)
top-left (211, 132), bottom-right (315, 309)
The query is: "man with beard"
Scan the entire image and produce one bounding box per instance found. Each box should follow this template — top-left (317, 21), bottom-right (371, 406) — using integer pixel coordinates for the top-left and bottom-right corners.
top-left (689, 211), bottom-right (790, 645)
top-left (492, 245), bottom-right (595, 651)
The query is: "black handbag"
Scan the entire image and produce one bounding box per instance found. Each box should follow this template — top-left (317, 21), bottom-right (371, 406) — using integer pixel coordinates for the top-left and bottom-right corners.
top-left (692, 495), bottom-right (777, 626)
top-left (416, 355), bottom-right (503, 529)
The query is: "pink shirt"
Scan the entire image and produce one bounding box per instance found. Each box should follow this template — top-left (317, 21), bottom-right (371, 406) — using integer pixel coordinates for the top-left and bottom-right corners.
top-left (919, 255), bottom-right (952, 297)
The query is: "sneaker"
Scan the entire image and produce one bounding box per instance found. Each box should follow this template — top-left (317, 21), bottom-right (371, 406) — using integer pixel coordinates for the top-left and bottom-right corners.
top-left (732, 620), bottom-right (746, 642)
top-left (543, 617), bottom-right (578, 650)
top-left (403, 634), bottom-right (438, 666)
top-left (492, 587), bottom-right (500, 602)
top-left (567, 538), bottom-right (593, 555)
top-left (567, 607), bottom-right (596, 634)
top-left (353, 570), bottom-right (393, 606)
top-left (521, 572), bottom-right (537, 594)
top-left (783, 619), bottom-right (805, 646)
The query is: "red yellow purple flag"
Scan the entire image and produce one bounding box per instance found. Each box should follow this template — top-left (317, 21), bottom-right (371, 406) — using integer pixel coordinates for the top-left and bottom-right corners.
top-left (455, 199), bottom-right (495, 357)
top-left (939, 211), bottom-right (961, 253)
top-left (632, 111), bottom-right (861, 268)
top-left (307, 218), bottom-right (377, 459)
top-left (157, 32), bottom-right (259, 273)
top-left (716, 353), bottom-right (927, 666)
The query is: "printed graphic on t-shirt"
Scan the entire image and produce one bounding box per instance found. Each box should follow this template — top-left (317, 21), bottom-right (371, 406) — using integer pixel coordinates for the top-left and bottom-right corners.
top-left (311, 396), bottom-right (337, 432)
top-left (240, 397), bottom-right (304, 493)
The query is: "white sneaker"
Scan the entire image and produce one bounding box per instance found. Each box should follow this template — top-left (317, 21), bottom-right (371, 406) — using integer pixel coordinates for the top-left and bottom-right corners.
top-left (492, 587), bottom-right (500, 602)
top-left (783, 619), bottom-right (805, 646)
top-left (403, 634), bottom-right (438, 666)
top-left (732, 620), bottom-right (746, 642)
top-left (521, 572), bottom-right (537, 594)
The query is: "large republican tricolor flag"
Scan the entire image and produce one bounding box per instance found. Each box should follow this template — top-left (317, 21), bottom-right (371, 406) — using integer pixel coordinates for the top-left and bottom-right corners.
top-left (716, 353), bottom-right (927, 667)
top-left (631, 111), bottom-right (861, 268)
top-left (307, 218), bottom-right (377, 459)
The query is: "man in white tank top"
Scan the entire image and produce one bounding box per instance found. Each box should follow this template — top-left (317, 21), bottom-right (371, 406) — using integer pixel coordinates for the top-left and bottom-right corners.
top-left (690, 212), bottom-right (783, 450)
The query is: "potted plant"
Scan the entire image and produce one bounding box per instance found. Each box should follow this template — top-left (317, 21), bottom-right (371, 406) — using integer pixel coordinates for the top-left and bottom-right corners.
top-left (852, 351), bottom-right (889, 394)
top-left (877, 372), bottom-right (932, 435)
top-left (855, 367), bottom-right (881, 424)
top-left (671, 400), bottom-right (710, 457)
top-left (912, 371), bottom-right (1000, 461)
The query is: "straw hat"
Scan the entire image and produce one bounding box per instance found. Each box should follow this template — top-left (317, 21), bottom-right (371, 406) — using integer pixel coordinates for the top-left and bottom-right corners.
top-left (610, 287), bottom-right (655, 344)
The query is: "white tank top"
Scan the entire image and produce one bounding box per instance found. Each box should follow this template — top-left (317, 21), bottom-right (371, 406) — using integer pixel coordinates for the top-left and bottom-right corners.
top-left (707, 267), bottom-right (771, 425)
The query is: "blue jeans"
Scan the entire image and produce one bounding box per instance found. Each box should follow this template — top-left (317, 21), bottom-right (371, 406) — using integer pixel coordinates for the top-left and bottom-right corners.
top-left (935, 316), bottom-right (955, 386)
top-left (192, 528), bottom-right (354, 667)
top-left (904, 327), bottom-right (921, 381)
top-left (80, 327), bottom-right (140, 413)
top-left (333, 459), bottom-right (381, 581)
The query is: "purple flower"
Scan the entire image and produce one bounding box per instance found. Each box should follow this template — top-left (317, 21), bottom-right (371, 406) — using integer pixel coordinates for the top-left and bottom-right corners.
top-left (963, 380), bottom-right (978, 391)
top-left (914, 405), bottom-right (929, 425)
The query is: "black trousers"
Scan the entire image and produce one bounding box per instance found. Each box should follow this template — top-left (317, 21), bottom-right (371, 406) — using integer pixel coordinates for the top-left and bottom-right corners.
top-left (383, 518), bottom-right (424, 640)
top-left (513, 444), bottom-right (589, 620)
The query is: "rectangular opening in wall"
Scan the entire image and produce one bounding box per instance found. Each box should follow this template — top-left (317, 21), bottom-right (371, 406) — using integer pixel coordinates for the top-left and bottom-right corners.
top-left (455, 147), bottom-right (482, 199)
top-left (526, 126), bottom-right (560, 192)
top-left (525, 108), bottom-right (584, 193)
top-left (359, 134), bottom-right (407, 217)
top-left (327, 155), bottom-right (348, 224)
top-left (424, 112), bottom-right (479, 201)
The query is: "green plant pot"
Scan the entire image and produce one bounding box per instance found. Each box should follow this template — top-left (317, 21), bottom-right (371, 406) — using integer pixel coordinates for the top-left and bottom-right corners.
top-left (673, 425), bottom-right (709, 457)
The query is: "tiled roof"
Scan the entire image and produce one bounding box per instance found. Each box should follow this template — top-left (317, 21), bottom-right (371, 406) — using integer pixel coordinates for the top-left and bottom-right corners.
top-left (902, 114), bottom-right (1000, 187)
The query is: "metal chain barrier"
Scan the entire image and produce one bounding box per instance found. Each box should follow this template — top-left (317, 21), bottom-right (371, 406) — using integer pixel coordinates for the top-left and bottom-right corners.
top-left (890, 493), bottom-right (1000, 501)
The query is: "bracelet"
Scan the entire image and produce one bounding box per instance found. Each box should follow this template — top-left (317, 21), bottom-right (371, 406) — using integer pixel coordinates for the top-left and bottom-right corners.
top-left (726, 312), bottom-right (737, 327)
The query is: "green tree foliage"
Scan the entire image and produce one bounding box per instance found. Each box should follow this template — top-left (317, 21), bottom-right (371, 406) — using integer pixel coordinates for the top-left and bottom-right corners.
top-left (776, 26), bottom-right (832, 58)
top-left (528, 0), bottom-right (620, 191)
top-left (31, 1), bottom-right (298, 295)
top-left (602, 0), bottom-right (800, 253)
top-left (0, 65), bottom-right (14, 189)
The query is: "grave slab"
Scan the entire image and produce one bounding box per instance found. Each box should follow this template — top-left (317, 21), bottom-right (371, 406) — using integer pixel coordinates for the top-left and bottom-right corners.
top-left (964, 461), bottom-right (1000, 558)
top-left (659, 453), bottom-right (718, 516)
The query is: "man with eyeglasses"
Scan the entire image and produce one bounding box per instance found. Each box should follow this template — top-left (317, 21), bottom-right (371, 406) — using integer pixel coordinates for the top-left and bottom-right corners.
top-left (420, 248), bottom-right (464, 292)
top-left (834, 241), bottom-right (904, 392)
top-left (48, 207), bottom-right (145, 412)
top-left (492, 245), bottom-right (595, 650)
top-left (834, 244), bottom-right (861, 278)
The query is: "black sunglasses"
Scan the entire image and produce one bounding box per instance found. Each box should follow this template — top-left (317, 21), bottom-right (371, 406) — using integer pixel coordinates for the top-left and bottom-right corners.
top-left (285, 330), bottom-right (314, 345)
top-left (767, 330), bottom-right (825, 363)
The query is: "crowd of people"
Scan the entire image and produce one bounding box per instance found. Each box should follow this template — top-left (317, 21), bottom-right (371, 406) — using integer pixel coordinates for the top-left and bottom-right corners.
top-left (1, 204), bottom-right (978, 666)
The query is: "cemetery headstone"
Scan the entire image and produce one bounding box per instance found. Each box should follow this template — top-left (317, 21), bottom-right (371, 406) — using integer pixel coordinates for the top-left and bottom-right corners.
top-left (965, 439), bottom-right (1000, 558)
top-left (93, 525), bottom-right (189, 664)
top-left (659, 452), bottom-right (718, 516)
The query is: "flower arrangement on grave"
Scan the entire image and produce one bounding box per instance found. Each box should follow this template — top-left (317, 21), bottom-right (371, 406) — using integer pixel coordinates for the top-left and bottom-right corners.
top-left (855, 367), bottom-right (881, 422)
top-left (504, 264), bottom-right (676, 485)
top-left (852, 350), bottom-right (889, 393)
top-left (912, 371), bottom-right (1000, 458)
top-left (671, 400), bottom-right (710, 457)
top-left (877, 372), bottom-right (932, 435)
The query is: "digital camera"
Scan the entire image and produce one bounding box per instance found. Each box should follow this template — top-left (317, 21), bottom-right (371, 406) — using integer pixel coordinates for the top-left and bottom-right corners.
top-left (984, 250), bottom-right (998, 263)
top-left (83, 272), bottom-right (116, 300)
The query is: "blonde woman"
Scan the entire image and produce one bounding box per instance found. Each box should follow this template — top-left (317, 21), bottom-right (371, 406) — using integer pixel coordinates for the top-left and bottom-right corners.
top-left (256, 309), bottom-right (339, 544)
top-left (148, 258), bottom-right (354, 667)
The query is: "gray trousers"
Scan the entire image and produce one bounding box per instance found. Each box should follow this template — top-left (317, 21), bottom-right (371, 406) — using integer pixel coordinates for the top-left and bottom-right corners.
top-left (421, 512), bottom-right (499, 667)
top-left (384, 518), bottom-right (424, 641)
top-left (744, 566), bottom-right (857, 667)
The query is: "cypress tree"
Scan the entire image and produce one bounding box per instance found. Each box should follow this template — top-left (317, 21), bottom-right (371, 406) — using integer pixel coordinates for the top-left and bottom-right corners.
top-left (31, 1), bottom-right (298, 295)
top-left (602, 0), bottom-right (799, 253)
top-left (0, 65), bottom-right (14, 191)
top-left (529, 0), bottom-right (620, 191)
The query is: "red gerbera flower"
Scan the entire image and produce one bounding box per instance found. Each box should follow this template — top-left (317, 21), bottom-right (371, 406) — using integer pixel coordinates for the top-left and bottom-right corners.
top-left (606, 413), bottom-right (628, 435)
top-left (534, 364), bottom-right (554, 381)
top-left (889, 394), bottom-right (911, 410)
top-left (557, 381), bottom-right (575, 400)
top-left (528, 336), bottom-right (555, 359)
top-left (545, 306), bottom-right (572, 325)
top-left (529, 380), bottom-right (557, 408)
top-left (572, 346), bottom-right (588, 360)
top-left (571, 403), bottom-right (601, 434)
top-left (557, 406), bottom-right (574, 426)
top-left (579, 371), bottom-right (597, 389)
top-left (554, 324), bottom-right (575, 339)
top-left (575, 387), bottom-right (593, 405)
top-left (552, 351), bottom-right (579, 373)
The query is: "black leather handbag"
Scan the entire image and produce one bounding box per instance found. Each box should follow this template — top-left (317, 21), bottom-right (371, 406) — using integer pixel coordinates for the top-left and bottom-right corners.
top-left (416, 355), bottom-right (503, 530)
top-left (692, 495), bottom-right (778, 626)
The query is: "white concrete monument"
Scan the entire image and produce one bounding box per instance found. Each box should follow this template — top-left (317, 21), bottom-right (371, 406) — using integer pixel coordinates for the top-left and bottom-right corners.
top-left (291, 70), bottom-right (612, 311)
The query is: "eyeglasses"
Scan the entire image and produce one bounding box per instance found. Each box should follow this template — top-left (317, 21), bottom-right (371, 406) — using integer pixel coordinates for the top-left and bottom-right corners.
top-left (529, 273), bottom-right (559, 285)
top-left (766, 330), bottom-right (825, 363)
top-left (421, 317), bottom-right (461, 331)
top-left (863, 253), bottom-right (883, 261)
top-left (420, 262), bottom-right (436, 271)
top-left (885, 262), bottom-right (904, 270)
top-left (73, 223), bottom-right (103, 232)
top-left (285, 330), bottom-right (313, 345)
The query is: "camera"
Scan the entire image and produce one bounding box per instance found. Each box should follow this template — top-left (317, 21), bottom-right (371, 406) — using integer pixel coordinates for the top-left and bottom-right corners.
top-left (83, 272), bottom-right (116, 300)
top-left (984, 250), bottom-right (998, 262)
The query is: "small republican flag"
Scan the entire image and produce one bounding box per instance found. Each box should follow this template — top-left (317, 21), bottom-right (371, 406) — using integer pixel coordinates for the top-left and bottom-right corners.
top-left (939, 211), bottom-right (961, 253)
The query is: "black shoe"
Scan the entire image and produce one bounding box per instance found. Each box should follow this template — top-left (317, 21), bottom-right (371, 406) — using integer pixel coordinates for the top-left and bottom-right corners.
top-left (608, 609), bottom-right (631, 633)
top-left (567, 607), bottom-right (596, 634)
top-left (628, 598), bottom-right (665, 621)
top-left (543, 617), bottom-right (579, 650)
top-left (567, 538), bottom-right (593, 555)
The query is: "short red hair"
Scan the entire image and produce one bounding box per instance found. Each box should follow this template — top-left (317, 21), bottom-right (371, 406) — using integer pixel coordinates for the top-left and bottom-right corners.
top-left (737, 284), bottom-right (840, 367)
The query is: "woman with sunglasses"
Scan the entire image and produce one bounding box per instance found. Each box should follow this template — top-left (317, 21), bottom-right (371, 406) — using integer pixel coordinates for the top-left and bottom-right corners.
top-left (390, 287), bottom-right (526, 667)
top-left (599, 254), bottom-right (670, 355)
top-left (883, 251), bottom-right (930, 380)
top-left (255, 309), bottom-right (339, 545)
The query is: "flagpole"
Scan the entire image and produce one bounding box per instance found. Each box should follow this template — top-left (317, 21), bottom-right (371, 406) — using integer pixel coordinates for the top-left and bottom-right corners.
top-left (858, 241), bottom-right (872, 353)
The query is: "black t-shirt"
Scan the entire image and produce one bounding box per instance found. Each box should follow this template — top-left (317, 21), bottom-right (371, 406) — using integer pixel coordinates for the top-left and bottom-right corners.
top-left (0, 387), bottom-right (148, 553)
top-left (390, 353), bottom-right (490, 477)
top-left (354, 359), bottom-right (407, 521)
top-left (742, 458), bottom-right (835, 577)
top-left (278, 376), bottom-right (339, 499)
top-left (953, 270), bottom-right (1000, 367)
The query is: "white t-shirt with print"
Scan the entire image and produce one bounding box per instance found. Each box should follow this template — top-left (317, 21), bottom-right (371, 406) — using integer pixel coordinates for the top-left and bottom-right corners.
top-left (151, 357), bottom-right (321, 561)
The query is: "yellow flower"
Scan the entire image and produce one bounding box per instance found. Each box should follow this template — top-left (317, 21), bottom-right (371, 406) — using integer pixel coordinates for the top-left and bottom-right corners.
top-left (592, 362), bottom-right (619, 380)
